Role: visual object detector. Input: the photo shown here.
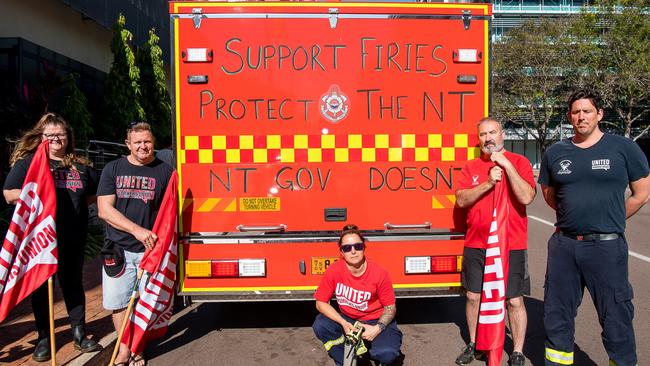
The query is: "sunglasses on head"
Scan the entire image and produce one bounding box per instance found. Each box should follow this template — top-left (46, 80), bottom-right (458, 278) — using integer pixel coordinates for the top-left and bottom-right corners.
top-left (340, 242), bottom-right (364, 253)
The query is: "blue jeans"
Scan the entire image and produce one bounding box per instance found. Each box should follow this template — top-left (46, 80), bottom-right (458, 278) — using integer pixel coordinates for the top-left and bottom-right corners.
top-left (313, 313), bottom-right (402, 365)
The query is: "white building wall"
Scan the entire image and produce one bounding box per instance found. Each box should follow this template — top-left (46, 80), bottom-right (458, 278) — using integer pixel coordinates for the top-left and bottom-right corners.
top-left (0, 0), bottom-right (112, 72)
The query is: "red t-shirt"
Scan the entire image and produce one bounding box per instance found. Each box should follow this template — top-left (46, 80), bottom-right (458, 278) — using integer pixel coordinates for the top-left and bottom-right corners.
top-left (456, 151), bottom-right (535, 250)
top-left (314, 259), bottom-right (395, 321)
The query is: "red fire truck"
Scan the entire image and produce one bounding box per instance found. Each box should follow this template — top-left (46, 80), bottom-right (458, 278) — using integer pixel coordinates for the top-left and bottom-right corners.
top-left (169, 1), bottom-right (492, 302)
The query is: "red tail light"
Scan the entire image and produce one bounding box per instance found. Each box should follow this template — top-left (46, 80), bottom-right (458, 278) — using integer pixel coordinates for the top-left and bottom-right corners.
top-left (431, 256), bottom-right (457, 273)
top-left (211, 260), bottom-right (238, 278)
top-left (405, 255), bottom-right (462, 274)
top-left (186, 259), bottom-right (266, 278)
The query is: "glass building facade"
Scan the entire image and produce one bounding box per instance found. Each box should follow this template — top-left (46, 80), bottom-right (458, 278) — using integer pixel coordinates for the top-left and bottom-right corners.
top-left (0, 0), bottom-right (169, 177)
top-left (492, 0), bottom-right (588, 40)
top-left (59, 0), bottom-right (170, 57)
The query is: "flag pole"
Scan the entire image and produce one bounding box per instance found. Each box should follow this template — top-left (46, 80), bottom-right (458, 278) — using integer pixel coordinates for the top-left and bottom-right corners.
top-left (110, 269), bottom-right (143, 366)
top-left (48, 276), bottom-right (57, 366)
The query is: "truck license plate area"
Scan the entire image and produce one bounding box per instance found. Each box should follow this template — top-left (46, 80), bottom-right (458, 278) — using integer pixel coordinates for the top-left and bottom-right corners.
top-left (311, 257), bottom-right (339, 275)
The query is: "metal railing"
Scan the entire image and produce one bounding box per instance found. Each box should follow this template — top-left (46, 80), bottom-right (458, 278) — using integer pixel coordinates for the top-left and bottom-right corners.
top-left (76, 140), bottom-right (129, 171)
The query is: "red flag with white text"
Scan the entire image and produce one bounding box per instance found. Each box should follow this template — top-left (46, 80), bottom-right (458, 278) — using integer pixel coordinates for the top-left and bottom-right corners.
top-left (121, 171), bottom-right (178, 354)
top-left (0, 141), bottom-right (58, 323)
top-left (475, 181), bottom-right (510, 366)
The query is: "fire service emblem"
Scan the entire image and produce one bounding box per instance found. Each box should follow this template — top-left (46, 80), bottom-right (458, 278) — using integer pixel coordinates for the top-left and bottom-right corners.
top-left (320, 85), bottom-right (349, 123)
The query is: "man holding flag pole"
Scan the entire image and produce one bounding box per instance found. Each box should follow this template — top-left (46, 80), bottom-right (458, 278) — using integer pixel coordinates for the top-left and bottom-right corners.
top-left (97, 122), bottom-right (173, 366)
top-left (111, 170), bottom-right (178, 366)
top-left (455, 117), bottom-right (536, 366)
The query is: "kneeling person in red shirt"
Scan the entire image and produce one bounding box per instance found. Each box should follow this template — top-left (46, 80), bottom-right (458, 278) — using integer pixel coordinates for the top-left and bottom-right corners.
top-left (313, 224), bottom-right (402, 365)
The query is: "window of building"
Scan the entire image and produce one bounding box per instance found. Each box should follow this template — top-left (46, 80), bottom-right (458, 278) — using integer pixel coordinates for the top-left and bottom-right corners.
top-left (523, 0), bottom-right (541, 11)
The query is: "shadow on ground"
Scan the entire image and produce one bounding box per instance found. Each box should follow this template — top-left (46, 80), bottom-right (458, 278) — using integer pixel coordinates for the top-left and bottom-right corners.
top-left (144, 296), bottom-right (599, 366)
top-left (0, 314), bottom-right (111, 363)
top-left (145, 300), bottom-right (319, 360)
top-left (0, 257), bottom-right (111, 364)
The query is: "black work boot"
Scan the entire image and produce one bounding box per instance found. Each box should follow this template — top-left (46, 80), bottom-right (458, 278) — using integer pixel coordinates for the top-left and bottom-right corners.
top-left (509, 351), bottom-right (526, 366)
top-left (455, 342), bottom-right (483, 365)
top-left (32, 336), bottom-right (51, 362)
top-left (72, 325), bottom-right (101, 353)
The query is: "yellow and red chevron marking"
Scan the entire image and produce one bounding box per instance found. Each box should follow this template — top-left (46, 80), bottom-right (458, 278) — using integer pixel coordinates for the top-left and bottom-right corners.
top-left (432, 195), bottom-right (457, 209)
top-left (182, 197), bottom-right (237, 212)
top-left (180, 134), bottom-right (480, 164)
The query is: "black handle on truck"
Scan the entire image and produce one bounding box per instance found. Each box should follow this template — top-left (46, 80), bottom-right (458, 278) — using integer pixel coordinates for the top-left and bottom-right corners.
top-left (324, 208), bottom-right (347, 222)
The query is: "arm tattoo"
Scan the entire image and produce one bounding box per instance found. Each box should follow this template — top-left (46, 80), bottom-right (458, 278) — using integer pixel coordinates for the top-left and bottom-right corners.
top-left (378, 304), bottom-right (396, 326)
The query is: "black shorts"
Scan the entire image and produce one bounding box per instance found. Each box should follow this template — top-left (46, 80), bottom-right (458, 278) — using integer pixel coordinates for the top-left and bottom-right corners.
top-left (461, 247), bottom-right (530, 299)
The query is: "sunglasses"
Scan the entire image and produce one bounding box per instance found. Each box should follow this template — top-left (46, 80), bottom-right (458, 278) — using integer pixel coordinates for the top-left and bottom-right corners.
top-left (340, 242), bottom-right (365, 253)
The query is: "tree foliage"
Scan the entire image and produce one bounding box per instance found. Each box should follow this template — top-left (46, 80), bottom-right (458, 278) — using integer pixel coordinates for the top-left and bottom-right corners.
top-left (137, 28), bottom-right (172, 146)
top-left (492, 18), bottom-right (574, 154)
top-left (493, 1), bottom-right (650, 150)
top-left (103, 14), bottom-right (145, 141)
top-left (61, 73), bottom-right (93, 147)
top-left (571, 0), bottom-right (650, 140)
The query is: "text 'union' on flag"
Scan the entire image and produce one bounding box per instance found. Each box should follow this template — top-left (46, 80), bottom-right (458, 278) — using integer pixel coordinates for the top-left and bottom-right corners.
top-left (0, 141), bottom-right (58, 323)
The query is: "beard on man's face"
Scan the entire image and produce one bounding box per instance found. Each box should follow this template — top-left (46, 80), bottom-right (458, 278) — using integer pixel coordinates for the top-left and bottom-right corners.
top-left (481, 141), bottom-right (503, 154)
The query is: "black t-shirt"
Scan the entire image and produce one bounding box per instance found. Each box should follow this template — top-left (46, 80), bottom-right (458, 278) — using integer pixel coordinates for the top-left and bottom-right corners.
top-left (97, 157), bottom-right (174, 252)
top-left (538, 134), bottom-right (650, 234)
top-left (3, 155), bottom-right (98, 244)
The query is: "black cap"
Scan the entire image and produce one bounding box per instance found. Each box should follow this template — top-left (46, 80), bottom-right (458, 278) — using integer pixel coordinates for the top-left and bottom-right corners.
top-left (101, 240), bottom-right (125, 278)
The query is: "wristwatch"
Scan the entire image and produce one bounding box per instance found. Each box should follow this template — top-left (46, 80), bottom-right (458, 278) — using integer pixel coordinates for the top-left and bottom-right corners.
top-left (377, 322), bottom-right (387, 331)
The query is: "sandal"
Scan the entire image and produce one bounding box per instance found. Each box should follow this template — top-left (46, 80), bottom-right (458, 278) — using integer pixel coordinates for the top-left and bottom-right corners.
top-left (130, 354), bottom-right (147, 366)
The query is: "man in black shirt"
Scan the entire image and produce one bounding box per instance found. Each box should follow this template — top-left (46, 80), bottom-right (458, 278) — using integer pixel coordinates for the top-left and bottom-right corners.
top-left (538, 90), bottom-right (650, 366)
top-left (97, 122), bottom-right (173, 366)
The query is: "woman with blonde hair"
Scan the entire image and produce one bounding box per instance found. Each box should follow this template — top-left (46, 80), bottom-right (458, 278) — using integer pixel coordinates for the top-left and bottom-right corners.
top-left (3, 112), bottom-right (100, 362)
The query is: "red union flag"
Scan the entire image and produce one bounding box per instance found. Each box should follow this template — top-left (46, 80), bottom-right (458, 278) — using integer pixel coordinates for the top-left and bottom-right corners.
top-left (122, 171), bottom-right (178, 354)
top-left (0, 141), bottom-right (57, 323)
top-left (475, 181), bottom-right (510, 366)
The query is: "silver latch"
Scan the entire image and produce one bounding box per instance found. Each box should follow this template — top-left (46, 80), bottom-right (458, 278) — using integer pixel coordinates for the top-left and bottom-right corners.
top-left (329, 8), bottom-right (339, 29)
top-left (192, 8), bottom-right (205, 29)
top-left (462, 10), bottom-right (472, 30)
